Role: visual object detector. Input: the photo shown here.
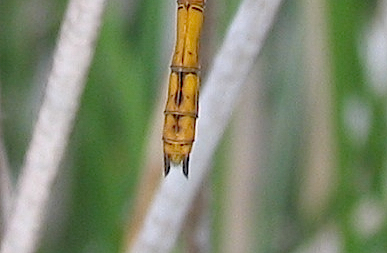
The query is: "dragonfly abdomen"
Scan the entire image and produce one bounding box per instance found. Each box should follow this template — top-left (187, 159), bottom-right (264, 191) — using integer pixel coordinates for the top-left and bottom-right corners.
top-left (163, 0), bottom-right (204, 177)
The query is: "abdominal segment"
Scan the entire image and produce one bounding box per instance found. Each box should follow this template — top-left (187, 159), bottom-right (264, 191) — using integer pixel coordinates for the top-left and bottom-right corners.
top-left (163, 0), bottom-right (204, 177)
top-left (163, 71), bottom-right (199, 176)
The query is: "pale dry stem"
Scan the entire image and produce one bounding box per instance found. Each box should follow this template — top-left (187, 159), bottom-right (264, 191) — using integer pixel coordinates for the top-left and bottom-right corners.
top-left (0, 1), bottom-right (106, 252)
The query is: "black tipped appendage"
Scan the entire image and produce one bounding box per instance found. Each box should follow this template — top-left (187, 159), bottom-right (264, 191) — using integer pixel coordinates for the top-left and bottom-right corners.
top-left (182, 156), bottom-right (189, 178)
top-left (164, 155), bottom-right (171, 176)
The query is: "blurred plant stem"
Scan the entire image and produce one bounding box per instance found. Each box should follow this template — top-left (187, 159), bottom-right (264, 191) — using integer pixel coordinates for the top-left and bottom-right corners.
top-left (299, 0), bottom-right (336, 221)
top-left (222, 64), bottom-right (263, 253)
top-left (0, 1), bottom-right (106, 252)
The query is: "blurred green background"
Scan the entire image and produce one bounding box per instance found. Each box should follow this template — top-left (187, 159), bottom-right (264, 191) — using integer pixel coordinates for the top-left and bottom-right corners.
top-left (1, 0), bottom-right (387, 252)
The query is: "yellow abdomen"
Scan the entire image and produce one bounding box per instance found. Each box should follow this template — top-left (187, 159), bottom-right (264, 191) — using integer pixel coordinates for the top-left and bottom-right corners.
top-left (163, 0), bottom-right (204, 177)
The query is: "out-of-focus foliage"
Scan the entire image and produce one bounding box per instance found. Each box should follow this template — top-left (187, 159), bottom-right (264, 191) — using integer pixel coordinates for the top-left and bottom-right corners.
top-left (328, 0), bottom-right (387, 252)
top-left (1, 0), bottom-right (387, 252)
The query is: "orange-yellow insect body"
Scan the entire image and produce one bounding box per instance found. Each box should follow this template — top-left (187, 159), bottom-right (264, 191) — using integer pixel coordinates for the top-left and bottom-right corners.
top-left (163, 0), bottom-right (205, 177)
